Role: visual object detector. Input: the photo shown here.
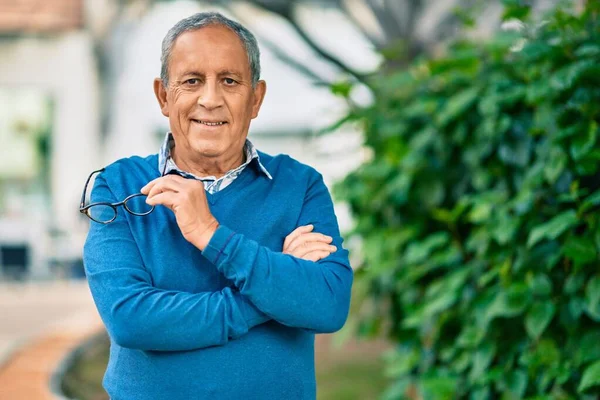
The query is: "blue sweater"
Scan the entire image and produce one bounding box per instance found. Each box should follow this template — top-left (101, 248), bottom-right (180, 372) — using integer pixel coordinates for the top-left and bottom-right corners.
top-left (83, 152), bottom-right (353, 400)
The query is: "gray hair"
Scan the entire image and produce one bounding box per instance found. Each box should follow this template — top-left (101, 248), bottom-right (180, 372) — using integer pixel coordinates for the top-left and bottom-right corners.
top-left (160, 12), bottom-right (261, 87)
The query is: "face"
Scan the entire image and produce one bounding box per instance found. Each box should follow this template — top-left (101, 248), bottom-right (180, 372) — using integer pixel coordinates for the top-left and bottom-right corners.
top-left (154, 25), bottom-right (266, 163)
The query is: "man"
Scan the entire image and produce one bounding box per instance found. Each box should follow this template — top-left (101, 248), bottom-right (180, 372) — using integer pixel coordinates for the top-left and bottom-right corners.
top-left (82, 11), bottom-right (353, 400)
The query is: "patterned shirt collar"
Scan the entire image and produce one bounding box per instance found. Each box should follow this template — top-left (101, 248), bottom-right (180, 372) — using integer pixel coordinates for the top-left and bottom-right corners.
top-left (157, 132), bottom-right (272, 193)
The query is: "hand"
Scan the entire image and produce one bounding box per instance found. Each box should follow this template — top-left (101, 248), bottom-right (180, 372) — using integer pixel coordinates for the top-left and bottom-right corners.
top-left (141, 175), bottom-right (218, 250)
top-left (283, 224), bottom-right (337, 262)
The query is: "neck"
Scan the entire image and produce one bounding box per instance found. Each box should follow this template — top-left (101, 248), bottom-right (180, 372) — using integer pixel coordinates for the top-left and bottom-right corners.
top-left (172, 147), bottom-right (246, 179)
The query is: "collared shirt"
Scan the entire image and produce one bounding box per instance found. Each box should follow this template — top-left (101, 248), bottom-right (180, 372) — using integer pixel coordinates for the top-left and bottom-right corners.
top-left (157, 132), bottom-right (272, 194)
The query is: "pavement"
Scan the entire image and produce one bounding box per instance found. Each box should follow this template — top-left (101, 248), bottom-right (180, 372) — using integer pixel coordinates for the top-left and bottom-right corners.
top-left (0, 281), bottom-right (389, 399)
top-left (0, 281), bottom-right (103, 399)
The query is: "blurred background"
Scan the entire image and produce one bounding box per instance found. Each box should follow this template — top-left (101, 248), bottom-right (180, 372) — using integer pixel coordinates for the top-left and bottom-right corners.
top-left (1, 0), bottom-right (598, 399)
top-left (0, 0), bottom-right (562, 283)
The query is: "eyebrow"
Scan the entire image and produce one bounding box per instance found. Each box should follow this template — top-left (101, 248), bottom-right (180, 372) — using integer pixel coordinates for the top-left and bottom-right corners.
top-left (217, 70), bottom-right (244, 79)
top-left (179, 70), bottom-right (245, 79)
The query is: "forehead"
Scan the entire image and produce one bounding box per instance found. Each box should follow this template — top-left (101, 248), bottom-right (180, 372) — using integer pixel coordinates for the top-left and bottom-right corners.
top-left (169, 25), bottom-right (250, 77)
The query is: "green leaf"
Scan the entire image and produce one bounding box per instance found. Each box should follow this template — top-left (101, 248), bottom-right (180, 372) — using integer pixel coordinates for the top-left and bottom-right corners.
top-left (451, 351), bottom-right (471, 373)
top-left (570, 121), bottom-right (598, 161)
top-left (527, 210), bottom-right (579, 248)
top-left (502, 4), bottom-right (531, 21)
top-left (329, 80), bottom-right (353, 98)
top-left (584, 275), bottom-right (600, 321)
top-left (519, 339), bottom-right (560, 373)
top-left (578, 360), bottom-right (600, 393)
top-left (404, 232), bottom-right (450, 264)
top-left (529, 274), bottom-right (553, 296)
top-left (453, 6), bottom-right (476, 28)
top-left (420, 376), bottom-right (459, 400)
top-left (417, 179), bottom-right (445, 208)
top-left (384, 347), bottom-right (420, 377)
top-left (484, 366), bottom-right (503, 385)
top-left (436, 87), bottom-right (480, 127)
top-left (585, 275), bottom-right (600, 308)
top-left (457, 325), bottom-right (486, 348)
top-left (491, 214), bottom-right (520, 245)
top-left (381, 378), bottom-right (411, 400)
top-left (576, 332), bottom-right (600, 365)
top-left (568, 297), bottom-right (585, 321)
top-left (575, 44), bottom-right (600, 58)
top-left (581, 189), bottom-right (600, 213)
top-left (422, 290), bottom-right (457, 317)
top-left (525, 301), bottom-right (556, 339)
top-left (544, 146), bottom-right (567, 184)
top-left (469, 342), bottom-right (496, 383)
top-left (551, 59), bottom-right (598, 92)
top-left (401, 309), bottom-right (425, 329)
top-left (526, 79), bottom-right (553, 103)
top-left (470, 387), bottom-right (490, 400)
top-left (563, 236), bottom-right (597, 265)
top-left (486, 284), bottom-right (530, 321)
top-left (564, 273), bottom-right (585, 294)
top-left (469, 202), bottom-right (493, 224)
top-left (504, 369), bottom-right (528, 398)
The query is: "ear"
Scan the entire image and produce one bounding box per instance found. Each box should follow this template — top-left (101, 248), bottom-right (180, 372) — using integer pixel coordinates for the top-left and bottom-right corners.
top-left (250, 80), bottom-right (267, 119)
top-left (153, 78), bottom-right (169, 117)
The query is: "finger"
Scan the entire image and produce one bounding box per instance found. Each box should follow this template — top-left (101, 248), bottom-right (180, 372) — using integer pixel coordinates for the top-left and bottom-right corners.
top-left (283, 224), bottom-right (314, 250)
top-left (141, 178), bottom-right (160, 194)
top-left (290, 242), bottom-right (337, 258)
top-left (145, 191), bottom-right (178, 209)
top-left (283, 242), bottom-right (331, 257)
top-left (146, 178), bottom-right (185, 199)
top-left (301, 250), bottom-right (332, 262)
top-left (141, 174), bottom-right (186, 194)
top-left (287, 232), bottom-right (333, 253)
top-left (296, 243), bottom-right (336, 258)
top-left (284, 239), bottom-right (325, 256)
top-left (147, 184), bottom-right (176, 200)
top-left (284, 225), bottom-right (313, 248)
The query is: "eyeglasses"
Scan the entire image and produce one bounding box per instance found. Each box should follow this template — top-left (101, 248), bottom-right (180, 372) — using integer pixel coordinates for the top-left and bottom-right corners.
top-left (79, 162), bottom-right (168, 224)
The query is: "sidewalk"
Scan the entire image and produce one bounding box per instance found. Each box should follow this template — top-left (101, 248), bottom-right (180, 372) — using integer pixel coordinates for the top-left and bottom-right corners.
top-left (0, 281), bottom-right (103, 399)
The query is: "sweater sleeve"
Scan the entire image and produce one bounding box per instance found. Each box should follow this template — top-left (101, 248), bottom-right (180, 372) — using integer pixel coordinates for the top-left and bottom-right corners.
top-left (83, 174), bottom-right (269, 352)
top-left (201, 172), bottom-right (353, 334)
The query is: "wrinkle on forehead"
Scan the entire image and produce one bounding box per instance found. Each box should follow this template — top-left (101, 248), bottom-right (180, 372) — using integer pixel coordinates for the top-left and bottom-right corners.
top-left (168, 25), bottom-right (252, 83)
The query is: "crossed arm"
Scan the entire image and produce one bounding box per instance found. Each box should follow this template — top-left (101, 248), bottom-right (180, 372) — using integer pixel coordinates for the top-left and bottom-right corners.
top-left (84, 174), bottom-right (353, 352)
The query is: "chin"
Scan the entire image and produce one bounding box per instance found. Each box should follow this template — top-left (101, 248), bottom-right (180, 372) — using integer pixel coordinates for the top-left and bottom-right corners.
top-left (191, 142), bottom-right (226, 158)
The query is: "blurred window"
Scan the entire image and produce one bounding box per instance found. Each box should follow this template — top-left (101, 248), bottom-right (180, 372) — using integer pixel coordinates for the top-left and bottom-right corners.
top-left (0, 88), bottom-right (52, 218)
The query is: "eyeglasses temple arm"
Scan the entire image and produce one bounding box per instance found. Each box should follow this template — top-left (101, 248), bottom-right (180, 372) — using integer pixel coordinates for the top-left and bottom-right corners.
top-left (80, 168), bottom-right (106, 209)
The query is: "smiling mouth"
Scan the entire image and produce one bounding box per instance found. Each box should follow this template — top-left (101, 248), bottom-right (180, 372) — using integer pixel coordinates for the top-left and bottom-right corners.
top-left (192, 119), bottom-right (227, 126)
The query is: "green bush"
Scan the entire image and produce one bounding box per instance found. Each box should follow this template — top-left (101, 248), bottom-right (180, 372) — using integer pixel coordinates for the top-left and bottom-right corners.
top-left (335, 2), bottom-right (600, 399)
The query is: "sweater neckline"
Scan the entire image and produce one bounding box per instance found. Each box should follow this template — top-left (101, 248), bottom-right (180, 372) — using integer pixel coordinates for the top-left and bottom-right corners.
top-left (148, 154), bottom-right (258, 205)
top-left (204, 165), bottom-right (256, 205)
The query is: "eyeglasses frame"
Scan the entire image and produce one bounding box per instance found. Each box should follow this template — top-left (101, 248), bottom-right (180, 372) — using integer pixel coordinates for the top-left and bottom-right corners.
top-left (79, 161), bottom-right (168, 224)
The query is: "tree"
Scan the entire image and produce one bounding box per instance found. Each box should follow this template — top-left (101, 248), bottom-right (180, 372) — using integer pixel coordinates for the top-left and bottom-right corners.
top-left (220, 0), bottom-right (559, 87)
top-left (335, 1), bottom-right (600, 398)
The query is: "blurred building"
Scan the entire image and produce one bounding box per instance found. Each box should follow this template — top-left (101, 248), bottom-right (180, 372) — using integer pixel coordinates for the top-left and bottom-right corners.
top-left (0, 0), bottom-right (100, 279)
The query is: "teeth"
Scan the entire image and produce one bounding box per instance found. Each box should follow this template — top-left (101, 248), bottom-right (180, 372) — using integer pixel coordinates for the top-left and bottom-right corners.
top-left (196, 120), bottom-right (225, 126)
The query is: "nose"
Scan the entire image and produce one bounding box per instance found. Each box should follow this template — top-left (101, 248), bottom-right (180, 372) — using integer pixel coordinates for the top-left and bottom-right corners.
top-left (197, 80), bottom-right (223, 110)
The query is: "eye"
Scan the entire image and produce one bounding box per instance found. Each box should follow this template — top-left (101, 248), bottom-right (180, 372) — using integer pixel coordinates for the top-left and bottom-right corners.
top-left (184, 78), bottom-right (200, 85)
top-left (223, 78), bottom-right (237, 85)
